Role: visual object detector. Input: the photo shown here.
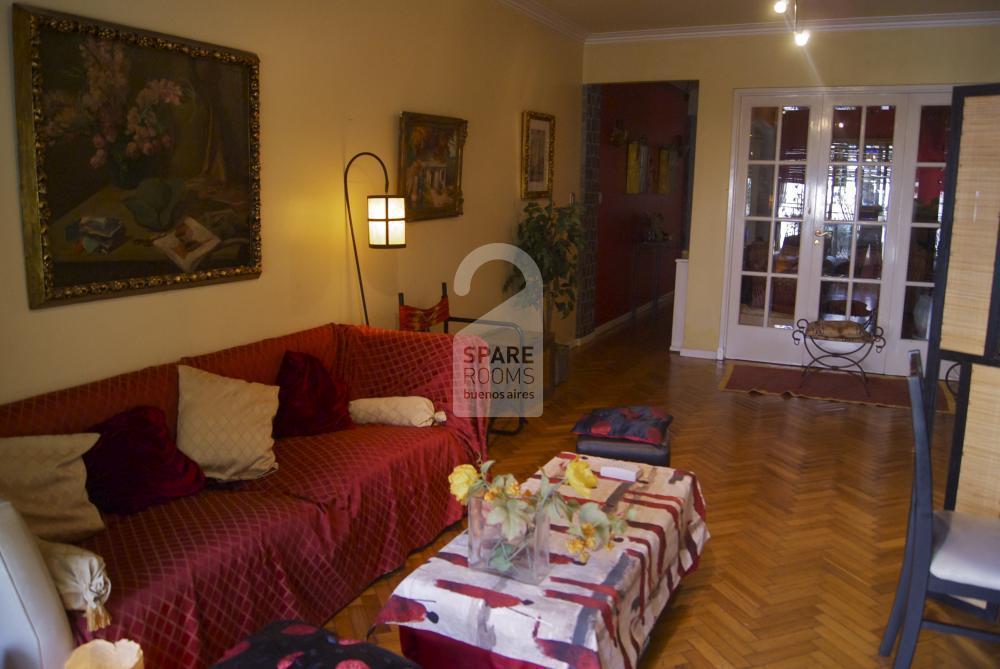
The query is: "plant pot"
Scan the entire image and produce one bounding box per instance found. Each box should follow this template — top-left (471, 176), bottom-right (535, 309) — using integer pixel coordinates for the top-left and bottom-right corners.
top-left (467, 495), bottom-right (550, 584)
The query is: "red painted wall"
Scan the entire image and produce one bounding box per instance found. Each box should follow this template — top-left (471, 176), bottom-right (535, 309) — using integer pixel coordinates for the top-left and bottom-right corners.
top-left (595, 82), bottom-right (689, 327)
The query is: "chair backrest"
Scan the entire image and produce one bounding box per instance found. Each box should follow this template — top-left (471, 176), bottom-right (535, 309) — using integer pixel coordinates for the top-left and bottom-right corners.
top-left (0, 499), bottom-right (75, 669)
top-left (398, 282), bottom-right (451, 332)
top-left (906, 350), bottom-right (935, 564)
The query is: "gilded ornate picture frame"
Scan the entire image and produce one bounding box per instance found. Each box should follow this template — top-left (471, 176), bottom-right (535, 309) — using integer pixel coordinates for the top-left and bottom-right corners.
top-left (521, 111), bottom-right (554, 199)
top-left (399, 112), bottom-right (467, 221)
top-left (12, 4), bottom-right (262, 308)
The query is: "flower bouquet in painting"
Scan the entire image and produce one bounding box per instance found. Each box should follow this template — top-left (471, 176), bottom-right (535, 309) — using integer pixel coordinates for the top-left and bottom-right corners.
top-left (448, 457), bottom-right (631, 584)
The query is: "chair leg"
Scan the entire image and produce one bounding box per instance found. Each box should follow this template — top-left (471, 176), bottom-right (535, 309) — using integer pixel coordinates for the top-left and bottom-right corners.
top-left (880, 521), bottom-right (916, 655)
top-left (893, 576), bottom-right (929, 669)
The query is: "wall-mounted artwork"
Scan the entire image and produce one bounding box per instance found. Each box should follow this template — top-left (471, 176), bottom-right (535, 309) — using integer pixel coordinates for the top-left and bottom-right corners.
top-left (521, 111), bottom-right (554, 199)
top-left (399, 112), bottom-right (467, 221)
top-left (12, 5), bottom-right (261, 308)
top-left (656, 148), bottom-right (673, 195)
top-left (626, 140), bottom-right (655, 194)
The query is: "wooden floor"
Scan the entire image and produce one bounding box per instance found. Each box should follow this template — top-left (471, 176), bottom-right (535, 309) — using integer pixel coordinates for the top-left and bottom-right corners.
top-left (327, 311), bottom-right (1000, 668)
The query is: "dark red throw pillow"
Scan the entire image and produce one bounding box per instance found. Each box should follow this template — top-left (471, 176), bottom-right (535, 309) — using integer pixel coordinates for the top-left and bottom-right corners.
top-left (273, 350), bottom-right (353, 438)
top-left (85, 406), bottom-right (205, 515)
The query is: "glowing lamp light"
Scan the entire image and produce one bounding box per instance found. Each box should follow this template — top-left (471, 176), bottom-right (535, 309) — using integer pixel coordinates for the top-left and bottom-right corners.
top-left (773, 1), bottom-right (788, 13)
top-left (794, 29), bottom-right (810, 46)
top-left (342, 151), bottom-right (407, 325)
top-left (367, 195), bottom-right (406, 248)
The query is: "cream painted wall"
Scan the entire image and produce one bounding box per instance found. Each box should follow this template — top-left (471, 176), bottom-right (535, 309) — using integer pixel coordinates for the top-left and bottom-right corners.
top-left (585, 26), bottom-right (1000, 354)
top-left (0, 0), bottom-right (582, 403)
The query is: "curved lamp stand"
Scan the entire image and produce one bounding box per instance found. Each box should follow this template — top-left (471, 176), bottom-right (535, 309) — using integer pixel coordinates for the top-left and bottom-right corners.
top-left (343, 151), bottom-right (405, 326)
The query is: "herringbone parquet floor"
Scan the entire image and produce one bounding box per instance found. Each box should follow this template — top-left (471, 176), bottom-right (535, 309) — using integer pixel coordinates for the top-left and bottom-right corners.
top-left (327, 310), bottom-right (1000, 668)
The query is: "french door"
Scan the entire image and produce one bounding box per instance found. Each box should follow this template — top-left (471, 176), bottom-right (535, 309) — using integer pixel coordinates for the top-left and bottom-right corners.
top-left (724, 89), bottom-right (951, 375)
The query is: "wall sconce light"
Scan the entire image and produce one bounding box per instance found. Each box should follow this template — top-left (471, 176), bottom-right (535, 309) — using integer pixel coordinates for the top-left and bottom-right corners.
top-left (343, 151), bottom-right (407, 326)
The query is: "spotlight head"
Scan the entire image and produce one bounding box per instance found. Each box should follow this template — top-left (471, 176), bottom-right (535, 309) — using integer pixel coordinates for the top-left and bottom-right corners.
top-left (794, 29), bottom-right (810, 46)
top-left (773, 1), bottom-right (789, 13)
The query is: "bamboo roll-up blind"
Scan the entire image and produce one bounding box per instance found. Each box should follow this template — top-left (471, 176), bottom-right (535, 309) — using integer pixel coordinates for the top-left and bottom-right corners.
top-left (955, 364), bottom-right (1000, 518)
top-left (940, 95), bottom-right (1000, 355)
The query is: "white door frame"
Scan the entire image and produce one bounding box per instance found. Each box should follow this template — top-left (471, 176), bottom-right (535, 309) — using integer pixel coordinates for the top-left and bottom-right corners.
top-left (718, 85), bottom-right (954, 369)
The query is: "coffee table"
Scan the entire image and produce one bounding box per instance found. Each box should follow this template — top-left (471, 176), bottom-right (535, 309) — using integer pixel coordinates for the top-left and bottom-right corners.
top-left (375, 452), bottom-right (709, 669)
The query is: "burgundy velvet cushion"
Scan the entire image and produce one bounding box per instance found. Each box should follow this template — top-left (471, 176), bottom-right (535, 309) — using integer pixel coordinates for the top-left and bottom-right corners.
top-left (273, 351), bottom-right (353, 438)
top-left (84, 406), bottom-right (205, 515)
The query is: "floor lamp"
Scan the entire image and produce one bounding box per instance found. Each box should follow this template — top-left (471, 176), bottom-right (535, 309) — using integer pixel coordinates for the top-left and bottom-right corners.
top-left (343, 151), bottom-right (407, 326)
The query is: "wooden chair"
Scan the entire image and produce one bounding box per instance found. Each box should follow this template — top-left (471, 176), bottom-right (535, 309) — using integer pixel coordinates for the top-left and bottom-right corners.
top-left (879, 350), bottom-right (1000, 668)
top-left (398, 283), bottom-right (526, 437)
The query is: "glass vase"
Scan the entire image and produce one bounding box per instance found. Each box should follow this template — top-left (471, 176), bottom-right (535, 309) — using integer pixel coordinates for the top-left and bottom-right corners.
top-left (467, 495), bottom-right (550, 585)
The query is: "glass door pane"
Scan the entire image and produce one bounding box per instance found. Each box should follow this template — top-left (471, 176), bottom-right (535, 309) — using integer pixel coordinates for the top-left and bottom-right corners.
top-left (738, 106), bottom-right (809, 330)
top-left (901, 105), bottom-right (950, 341)
top-left (819, 105), bottom-right (895, 330)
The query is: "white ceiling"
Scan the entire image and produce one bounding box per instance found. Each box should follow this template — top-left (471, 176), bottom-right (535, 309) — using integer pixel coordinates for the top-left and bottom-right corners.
top-left (501, 0), bottom-right (1000, 39)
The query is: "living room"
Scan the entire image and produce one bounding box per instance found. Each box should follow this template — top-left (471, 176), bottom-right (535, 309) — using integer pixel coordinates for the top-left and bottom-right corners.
top-left (1, 1), bottom-right (999, 667)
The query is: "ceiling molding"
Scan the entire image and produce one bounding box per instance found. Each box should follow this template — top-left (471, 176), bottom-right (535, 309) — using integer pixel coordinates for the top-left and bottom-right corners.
top-left (584, 11), bottom-right (1000, 45)
top-left (495, 0), bottom-right (589, 41)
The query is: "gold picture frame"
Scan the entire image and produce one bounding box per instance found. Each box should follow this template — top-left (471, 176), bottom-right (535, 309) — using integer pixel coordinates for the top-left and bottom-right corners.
top-left (13, 4), bottom-right (262, 308)
top-left (521, 111), bottom-right (554, 199)
top-left (399, 112), bottom-right (467, 221)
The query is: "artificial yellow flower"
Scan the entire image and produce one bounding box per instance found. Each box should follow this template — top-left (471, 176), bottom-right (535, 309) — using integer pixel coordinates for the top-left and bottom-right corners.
top-left (566, 537), bottom-right (585, 554)
top-left (484, 487), bottom-right (499, 502)
top-left (585, 536), bottom-right (598, 550)
top-left (566, 458), bottom-right (598, 497)
top-left (580, 522), bottom-right (595, 538)
top-left (448, 464), bottom-right (479, 503)
top-left (577, 550), bottom-right (590, 565)
top-left (505, 480), bottom-right (521, 497)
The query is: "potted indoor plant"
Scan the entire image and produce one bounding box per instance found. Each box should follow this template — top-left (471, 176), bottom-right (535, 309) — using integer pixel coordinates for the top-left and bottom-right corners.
top-left (504, 199), bottom-right (582, 389)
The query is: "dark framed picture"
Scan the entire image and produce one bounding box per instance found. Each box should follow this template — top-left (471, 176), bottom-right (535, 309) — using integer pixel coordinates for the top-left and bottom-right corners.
top-left (399, 112), bottom-right (467, 221)
top-left (521, 111), bottom-right (554, 199)
top-left (12, 4), bottom-right (261, 308)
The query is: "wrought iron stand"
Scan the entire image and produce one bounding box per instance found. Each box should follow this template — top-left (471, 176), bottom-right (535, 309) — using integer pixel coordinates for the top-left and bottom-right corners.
top-left (792, 318), bottom-right (886, 396)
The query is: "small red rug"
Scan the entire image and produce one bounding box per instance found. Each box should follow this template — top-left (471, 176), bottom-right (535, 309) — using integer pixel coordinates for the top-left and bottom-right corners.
top-left (720, 362), bottom-right (955, 413)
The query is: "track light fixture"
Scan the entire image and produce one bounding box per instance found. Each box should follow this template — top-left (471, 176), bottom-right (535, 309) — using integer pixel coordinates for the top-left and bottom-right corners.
top-left (774, 0), bottom-right (810, 47)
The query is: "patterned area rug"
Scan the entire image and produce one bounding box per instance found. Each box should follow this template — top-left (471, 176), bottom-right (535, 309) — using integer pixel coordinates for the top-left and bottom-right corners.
top-left (720, 362), bottom-right (955, 413)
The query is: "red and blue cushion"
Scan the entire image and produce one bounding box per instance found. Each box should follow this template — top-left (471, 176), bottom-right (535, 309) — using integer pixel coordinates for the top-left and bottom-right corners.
top-left (572, 406), bottom-right (672, 445)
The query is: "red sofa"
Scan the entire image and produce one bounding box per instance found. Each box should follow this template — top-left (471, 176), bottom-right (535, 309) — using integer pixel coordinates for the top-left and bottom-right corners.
top-left (0, 324), bottom-right (488, 668)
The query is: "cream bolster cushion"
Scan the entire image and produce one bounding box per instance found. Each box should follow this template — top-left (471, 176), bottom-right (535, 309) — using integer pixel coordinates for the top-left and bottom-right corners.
top-left (0, 433), bottom-right (105, 543)
top-left (35, 538), bottom-right (111, 632)
top-left (176, 365), bottom-right (279, 481)
top-left (348, 396), bottom-right (446, 427)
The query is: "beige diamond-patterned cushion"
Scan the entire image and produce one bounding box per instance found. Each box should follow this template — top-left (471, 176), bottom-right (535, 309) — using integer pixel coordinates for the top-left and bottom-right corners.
top-left (176, 365), bottom-right (279, 481)
top-left (0, 433), bottom-right (104, 542)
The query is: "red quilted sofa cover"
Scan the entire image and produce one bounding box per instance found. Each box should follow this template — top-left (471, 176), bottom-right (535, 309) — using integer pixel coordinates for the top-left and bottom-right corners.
top-left (0, 323), bottom-right (488, 668)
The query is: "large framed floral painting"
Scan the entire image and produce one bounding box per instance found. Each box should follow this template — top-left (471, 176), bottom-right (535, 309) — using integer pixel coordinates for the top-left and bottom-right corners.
top-left (398, 112), bottom-right (467, 221)
top-left (12, 5), bottom-right (261, 308)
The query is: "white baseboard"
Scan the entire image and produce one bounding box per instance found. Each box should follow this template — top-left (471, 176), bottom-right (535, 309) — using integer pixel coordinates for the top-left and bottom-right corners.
top-left (678, 347), bottom-right (719, 360)
top-left (570, 295), bottom-right (672, 348)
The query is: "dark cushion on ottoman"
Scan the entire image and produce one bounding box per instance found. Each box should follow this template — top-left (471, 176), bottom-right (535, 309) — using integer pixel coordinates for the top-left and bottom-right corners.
top-left (572, 406), bottom-right (672, 445)
top-left (577, 433), bottom-right (670, 466)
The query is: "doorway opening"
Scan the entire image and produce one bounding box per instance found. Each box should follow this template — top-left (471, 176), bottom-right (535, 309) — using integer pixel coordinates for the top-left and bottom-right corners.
top-left (577, 81), bottom-right (699, 344)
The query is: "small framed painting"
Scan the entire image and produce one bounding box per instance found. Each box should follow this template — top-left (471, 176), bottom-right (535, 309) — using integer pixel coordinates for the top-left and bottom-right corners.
top-left (521, 111), bottom-right (554, 199)
top-left (399, 112), bottom-right (467, 221)
top-left (12, 5), bottom-right (261, 308)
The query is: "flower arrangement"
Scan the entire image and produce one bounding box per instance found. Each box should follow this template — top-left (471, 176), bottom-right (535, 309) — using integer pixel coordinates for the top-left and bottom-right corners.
top-left (42, 38), bottom-right (186, 182)
top-left (449, 457), bottom-right (631, 580)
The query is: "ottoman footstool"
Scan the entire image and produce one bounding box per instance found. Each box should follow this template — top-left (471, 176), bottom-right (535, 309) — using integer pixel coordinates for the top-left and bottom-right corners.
top-left (573, 406), bottom-right (672, 467)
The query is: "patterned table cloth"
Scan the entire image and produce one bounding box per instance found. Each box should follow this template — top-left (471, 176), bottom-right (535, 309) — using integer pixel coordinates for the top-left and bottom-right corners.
top-left (376, 452), bottom-right (709, 669)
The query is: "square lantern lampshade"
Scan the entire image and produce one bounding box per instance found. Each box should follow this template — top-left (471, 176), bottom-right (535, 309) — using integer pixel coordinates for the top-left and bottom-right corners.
top-left (367, 195), bottom-right (406, 248)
